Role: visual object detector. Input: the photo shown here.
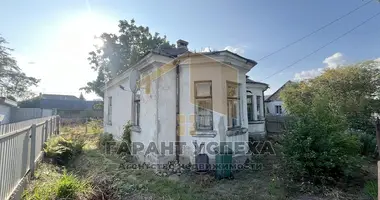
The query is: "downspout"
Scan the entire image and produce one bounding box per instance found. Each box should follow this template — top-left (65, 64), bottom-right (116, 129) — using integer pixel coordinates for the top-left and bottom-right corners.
top-left (175, 60), bottom-right (180, 162)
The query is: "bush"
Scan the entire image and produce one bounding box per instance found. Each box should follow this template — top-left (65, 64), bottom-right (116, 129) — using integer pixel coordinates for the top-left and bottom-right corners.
top-left (117, 122), bottom-right (132, 154)
top-left (44, 137), bottom-right (84, 165)
top-left (348, 130), bottom-right (377, 157)
top-left (23, 165), bottom-right (92, 200)
top-left (364, 180), bottom-right (378, 200)
top-left (56, 171), bottom-right (92, 199)
top-left (99, 132), bottom-right (114, 147)
top-left (282, 108), bottom-right (361, 184)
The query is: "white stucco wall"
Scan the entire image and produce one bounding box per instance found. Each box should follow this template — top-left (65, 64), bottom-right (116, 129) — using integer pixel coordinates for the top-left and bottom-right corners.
top-left (265, 100), bottom-right (286, 116)
top-left (246, 85), bottom-right (266, 136)
top-left (0, 104), bottom-right (12, 124)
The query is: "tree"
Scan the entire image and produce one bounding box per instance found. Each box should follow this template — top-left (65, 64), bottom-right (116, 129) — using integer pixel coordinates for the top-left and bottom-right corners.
top-left (279, 61), bottom-right (380, 183)
top-left (0, 36), bottom-right (39, 99)
top-left (282, 60), bottom-right (380, 134)
top-left (79, 92), bottom-right (85, 100)
top-left (81, 19), bottom-right (173, 98)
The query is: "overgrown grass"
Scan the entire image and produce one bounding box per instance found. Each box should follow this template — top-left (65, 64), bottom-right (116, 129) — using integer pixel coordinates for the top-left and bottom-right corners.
top-left (24, 123), bottom-right (377, 200)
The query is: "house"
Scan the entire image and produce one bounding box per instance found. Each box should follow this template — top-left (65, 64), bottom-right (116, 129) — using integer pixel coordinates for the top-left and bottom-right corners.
top-left (19, 94), bottom-right (103, 119)
top-left (103, 39), bottom-right (268, 166)
top-left (265, 81), bottom-right (292, 116)
top-left (0, 97), bottom-right (18, 124)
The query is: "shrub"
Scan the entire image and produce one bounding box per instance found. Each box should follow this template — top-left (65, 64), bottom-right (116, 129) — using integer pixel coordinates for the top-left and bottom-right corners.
top-left (44, 137), bottom-right (84, 165)
top-left (56, 171), bottom-right (92, 199)
top-left (99, 132), bottom-right (114, 147)
top-left (117, 122), bottom-right (132, 154)
top-left (364, 180), bottom-right (378, 200)
top-left (348, 130), bottom-right (377, 157)
top-left (282, 106), bottom-right (361, 184)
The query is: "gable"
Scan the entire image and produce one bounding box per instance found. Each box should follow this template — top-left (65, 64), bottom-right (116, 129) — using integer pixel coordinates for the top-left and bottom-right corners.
top-left (265, 81), bottom-right (292, 102)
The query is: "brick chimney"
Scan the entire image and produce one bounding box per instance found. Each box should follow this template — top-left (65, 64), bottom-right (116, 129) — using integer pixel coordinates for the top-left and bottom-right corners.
top-left (176, 39), bottom-right (188, 50)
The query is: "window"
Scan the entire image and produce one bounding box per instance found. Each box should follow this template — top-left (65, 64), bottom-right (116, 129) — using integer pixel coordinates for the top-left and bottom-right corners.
top-left (194, 81), bottom-right (213, 130)
top-left (107, 97), bottom-right (112, 125)
top-left (134, 91), bottom-right (140, 126)
top-left (227, 81), bottom-right (241, 129)
top-left (275, 105), bottom-right (282, 115)
top-left (256, 95), bottom-right (261, 120)
top-left (247, 95), bottom-right (253, 122)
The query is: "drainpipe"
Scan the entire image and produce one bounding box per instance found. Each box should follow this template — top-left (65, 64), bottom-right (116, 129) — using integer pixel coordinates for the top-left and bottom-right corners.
top-left (175, 61), bottom-right (180, 162)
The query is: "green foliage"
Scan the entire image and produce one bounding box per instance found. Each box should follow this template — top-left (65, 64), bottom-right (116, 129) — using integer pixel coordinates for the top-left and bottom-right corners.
top-left (364, 180), bottom-right (378, 200)
top-left (282, 61), bottom-right (380, 135)
top-left (117, 121), bottom-right (133, 154)
top-left (56, 171), bottom-right (91, 199)
top-left (280, 61), bottom-right (380, 184)
top-left (282, 95), bottom-right (361, 184)
top-left (349, 130), bottom-right (377, 157)
top-left (0, 36), bottom-right (39, 99)
top-left (44, 136), bottom-right (84, 165)
top-left (99, 132), bottom-right (114, 147)
top-left (81, 19), bottom-right (173, 97)
top-left (23, 167), bottom-right (92, 200)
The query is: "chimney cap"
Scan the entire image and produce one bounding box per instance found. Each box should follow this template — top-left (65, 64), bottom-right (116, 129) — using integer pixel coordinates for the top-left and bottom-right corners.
top-left (176, 39), bottom-right (188, 49)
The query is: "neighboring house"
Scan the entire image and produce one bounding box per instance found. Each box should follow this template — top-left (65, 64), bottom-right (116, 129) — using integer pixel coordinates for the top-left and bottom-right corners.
top-left (265, 81), bottom-right (292, 116)
top-left (103, 39), bottom-right (268, 166)
top-left (0, 97), bottom-right (18, 124)
top-left (19, 94), bottom-right (103, 119)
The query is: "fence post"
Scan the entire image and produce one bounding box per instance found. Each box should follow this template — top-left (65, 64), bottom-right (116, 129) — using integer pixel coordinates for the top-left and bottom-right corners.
top-left (50, 118), bottom-right (53, 135)
top-left (56, 116), bottom-right (60, 135)
top-left (29, 124), bottom-right (36, 178)
top-left (45, 120), bottom-right (49, 140)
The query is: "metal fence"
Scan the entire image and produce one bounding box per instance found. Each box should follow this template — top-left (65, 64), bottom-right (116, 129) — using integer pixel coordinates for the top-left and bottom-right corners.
top-left (0, 116), bottom-right (53, 135)
top-left (0, 115), bottom-right (60, 200)
top-left (266, 115), bottom-right (289, 134)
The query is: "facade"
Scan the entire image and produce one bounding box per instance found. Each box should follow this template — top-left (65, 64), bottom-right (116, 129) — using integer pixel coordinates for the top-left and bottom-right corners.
top-left (0, 97), bottom-right (17, 124)
top-left (103, 40), bottom-right (268, 165)
top-left (265, 81), bottom-right (292, 116)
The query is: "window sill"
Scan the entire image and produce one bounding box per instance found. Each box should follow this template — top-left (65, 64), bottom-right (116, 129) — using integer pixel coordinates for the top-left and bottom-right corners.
top-left (226, 127), bottom-right (248, 137)
top-left (191, 130), bottom-right (217, 138)
top-left (249, 120), bottom-right (265, 124)
top-left (132, 126), bottom-right (141, 133)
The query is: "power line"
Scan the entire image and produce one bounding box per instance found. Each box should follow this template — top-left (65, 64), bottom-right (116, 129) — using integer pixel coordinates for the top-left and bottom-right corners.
top-left (260, 10), bottom-right (380, 82)
top-left (258, 0), bottom-right (374, 61)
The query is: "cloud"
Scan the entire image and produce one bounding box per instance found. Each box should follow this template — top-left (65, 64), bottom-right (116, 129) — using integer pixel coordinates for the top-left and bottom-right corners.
top-left (224, 46), bottom-right (245, 55)
top-left (322, 52), bottom-right (345, 68)
top-left (375, 57), bottom-right (380, 62)
top-left (293, 52), bottom-right (345, 81)
top-left (201, 47), bottom-right (213, 52)
top-left (294, 68), bottom-right (324, 81)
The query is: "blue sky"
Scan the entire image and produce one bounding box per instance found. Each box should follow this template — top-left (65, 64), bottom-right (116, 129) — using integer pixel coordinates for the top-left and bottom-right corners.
top-left (1, 0), bottom-right (380, 99)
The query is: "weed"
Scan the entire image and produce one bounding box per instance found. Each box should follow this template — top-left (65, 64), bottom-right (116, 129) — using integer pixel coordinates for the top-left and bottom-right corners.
top-left (364, 180), bottom-right (378, 200)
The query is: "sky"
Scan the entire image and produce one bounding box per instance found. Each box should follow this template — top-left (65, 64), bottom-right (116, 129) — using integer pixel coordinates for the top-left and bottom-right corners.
top-left (1, 0), bottom-right (380, 100)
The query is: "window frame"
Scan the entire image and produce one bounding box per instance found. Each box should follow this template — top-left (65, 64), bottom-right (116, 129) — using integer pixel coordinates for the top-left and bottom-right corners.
top-left (194, 80), bottom-right (213, 131)
top-left (134, 91), bottom-right (141, 127)
top-left (247, 95), bottom-right (254, 122)
top-left (256, 95), bottom-right (262, 120)
top-left (275, 105), bottom-right (282, 115)
top-left (227, 81), bottom-right (241, 129)
top-left (107, 96), bottom-right (112, 125)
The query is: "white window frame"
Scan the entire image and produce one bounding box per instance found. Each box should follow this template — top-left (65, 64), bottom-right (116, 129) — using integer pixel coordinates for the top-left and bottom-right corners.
top-left (194, 81), bottom-right (213, 131)
top-left (227, 81), bottom-right (241, 129)
top-left (275, 105), bottom-right (282, 115)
